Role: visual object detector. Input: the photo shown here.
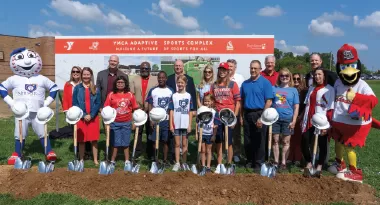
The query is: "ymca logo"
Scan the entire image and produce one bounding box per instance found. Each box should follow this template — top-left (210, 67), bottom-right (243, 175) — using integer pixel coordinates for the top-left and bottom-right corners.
top-left (158, 97), bottom-right (170, 108)
top-left (179, 99), bottom-right (189, 109)
top-left (25, 84), bottom-right (37, 92)
top-left (64, 42), bottom-right (74, 50)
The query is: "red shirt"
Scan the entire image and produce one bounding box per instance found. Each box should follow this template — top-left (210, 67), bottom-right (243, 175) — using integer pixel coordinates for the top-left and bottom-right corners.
top-left (62, 82), bottom-right (74, 111)
top-left (261, 70), bottom-right (279, 86)
top-left (106, 74), bottom-right (117, 95)
top-left (141, 77), bottom-right (149, 102)
top-left (210, 81), bottom-right (241, 112)
top-left (103, 92), bottom-right (139, 122)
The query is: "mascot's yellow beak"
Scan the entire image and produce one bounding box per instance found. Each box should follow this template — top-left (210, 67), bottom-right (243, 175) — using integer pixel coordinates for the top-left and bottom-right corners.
top-left (340, 66), bottom-right (359, 83)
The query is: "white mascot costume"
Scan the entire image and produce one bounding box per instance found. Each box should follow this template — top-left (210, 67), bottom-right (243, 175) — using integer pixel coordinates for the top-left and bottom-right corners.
top-left (0, 47), bottom-right (59, 165)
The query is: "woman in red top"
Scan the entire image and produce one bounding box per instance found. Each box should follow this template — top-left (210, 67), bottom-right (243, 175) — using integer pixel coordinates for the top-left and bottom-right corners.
top-left (104, 76), bottom-right (139, 166)
top-left (62, 66), bottom-right (82, 112)
top-left (72, 67), bottom-right (101, 165)
top-left (211, 62), bottom-right (241, 171)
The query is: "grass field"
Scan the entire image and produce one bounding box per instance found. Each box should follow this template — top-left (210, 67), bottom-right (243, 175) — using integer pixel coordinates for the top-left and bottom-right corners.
top-left (0, 80), bottom-right (379, 205)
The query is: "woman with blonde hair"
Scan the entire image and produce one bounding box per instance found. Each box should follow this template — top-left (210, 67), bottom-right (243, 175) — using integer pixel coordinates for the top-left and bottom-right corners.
top-left (72, 67), bottom-right (101, 165)
top-left (62, 66), bottom-right (82, 112)
top-left (196, 64), bottom-right (214, 108)
top-left (271, 67), bottom-right (299, 171)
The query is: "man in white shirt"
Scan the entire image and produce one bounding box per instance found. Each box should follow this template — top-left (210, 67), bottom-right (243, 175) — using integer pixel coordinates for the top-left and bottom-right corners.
top-left (227, 59), bottom-right (245, 163)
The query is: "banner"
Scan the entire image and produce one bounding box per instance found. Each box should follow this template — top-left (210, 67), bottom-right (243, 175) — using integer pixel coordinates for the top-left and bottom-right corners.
top-left (55, 35), bottom-right (274, 89)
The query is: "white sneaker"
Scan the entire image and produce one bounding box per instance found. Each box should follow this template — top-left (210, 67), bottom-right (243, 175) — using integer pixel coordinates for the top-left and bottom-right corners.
top-left (172, 163), bottom-right (180, 172)
top-left (233, 156), bottom-right (240, 163)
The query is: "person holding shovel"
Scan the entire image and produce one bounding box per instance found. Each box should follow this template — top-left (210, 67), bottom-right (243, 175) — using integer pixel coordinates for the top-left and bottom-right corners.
top-left (210, 62), bottom-right (241, 173)
top-left (301, 68), bottom-right (335, 178)
top-left (103, 75), bottom-right (139, 166)
top-left (271, 68), bottom-right (299, 171)
top-left (169, 75), bottom-right (193, 171)
top-left (72, 67), bottom-right (101, 166)
top-left (146, 71), bottom-right (174, 167)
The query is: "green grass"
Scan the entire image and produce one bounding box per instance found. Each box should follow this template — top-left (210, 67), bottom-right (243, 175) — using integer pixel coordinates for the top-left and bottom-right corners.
top-left (0, 80), bottom-right (379, 204)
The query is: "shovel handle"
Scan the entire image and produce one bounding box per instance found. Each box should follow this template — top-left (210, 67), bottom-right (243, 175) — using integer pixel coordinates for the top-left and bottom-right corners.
top-left (106, 124), bottom-right (110, 149)
top-left (198, 127), bottom-right (203, 152)
top-left (73, 124), bottom-right (77, 147)
top-left (312, 133), bottom-right (319, 156)
top-left (132, 126), bottom-right (139, 157)
top-left (44, 124), bottom-right (48, 155)
top-left (224, 125), bottom-right (228, 151)
top-left (156, 124), bottom-right (160, 153)
top-left (268, 125), bottom-right (272, 149)
top-left (19, 120), bottom-right (23, 143)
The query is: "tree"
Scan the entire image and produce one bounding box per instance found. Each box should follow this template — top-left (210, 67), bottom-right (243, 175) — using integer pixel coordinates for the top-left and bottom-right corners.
top-left (152, 64), bottom-right (159, 71)
top-left (274, 48), bottom-right (283, 61)
top-left (360, 63), bottom-right (372, 75)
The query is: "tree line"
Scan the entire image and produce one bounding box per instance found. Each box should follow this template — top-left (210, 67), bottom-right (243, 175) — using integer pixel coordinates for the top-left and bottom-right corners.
top-left (274, 48), bottom-right (372, 75)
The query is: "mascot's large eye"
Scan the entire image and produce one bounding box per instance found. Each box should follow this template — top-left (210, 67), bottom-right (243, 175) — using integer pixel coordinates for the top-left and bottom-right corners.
top-left (27, 52), bottom-right (36, 58)
top-left (339, 63), bottom-right (357, 70)
top-left (15, 53), bottom-right (24, 60)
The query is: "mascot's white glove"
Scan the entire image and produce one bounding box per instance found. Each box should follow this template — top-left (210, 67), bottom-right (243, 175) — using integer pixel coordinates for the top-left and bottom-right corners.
top-left (43, 96), bottom-right (54, 107)
top-left (4, 95), bottom-right (14, 107)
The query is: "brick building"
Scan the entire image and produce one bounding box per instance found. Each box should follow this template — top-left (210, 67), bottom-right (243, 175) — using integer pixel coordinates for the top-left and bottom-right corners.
top-left (0, 34), bottom-right (55, 82)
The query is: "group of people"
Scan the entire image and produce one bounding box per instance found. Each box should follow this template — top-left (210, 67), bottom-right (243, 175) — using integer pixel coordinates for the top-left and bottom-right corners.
top-left (2, 44), bottom-right (379, 183)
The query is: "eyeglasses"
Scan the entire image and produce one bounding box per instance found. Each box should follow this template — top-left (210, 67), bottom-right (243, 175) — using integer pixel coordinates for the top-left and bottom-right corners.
top-left (280, 75), bottom-right (289, 78)
top-left (141, 67), bottom-right (150, 70)
top-left (293, 78), bottom-right (300, 81)
top-left (204, 71), bottom-right (212, 74)
top-left (116, 81), bottom-right (125, 84)
top-left (72, 70), bottom-right (80, 74)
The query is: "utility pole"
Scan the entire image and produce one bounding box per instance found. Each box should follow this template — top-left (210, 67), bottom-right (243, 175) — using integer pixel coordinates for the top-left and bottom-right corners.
top-left (329, 51), bottom-right (333, 71)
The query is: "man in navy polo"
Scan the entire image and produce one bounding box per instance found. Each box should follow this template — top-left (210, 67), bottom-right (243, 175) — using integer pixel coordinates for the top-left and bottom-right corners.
top-left (241, 60), bottom-right (273, 171)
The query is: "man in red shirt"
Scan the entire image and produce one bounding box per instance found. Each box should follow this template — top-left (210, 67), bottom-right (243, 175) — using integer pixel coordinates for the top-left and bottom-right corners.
top-left (260, 55), bottom-right (279, 86)
top-left (130, 62), bottom-right (158, 159)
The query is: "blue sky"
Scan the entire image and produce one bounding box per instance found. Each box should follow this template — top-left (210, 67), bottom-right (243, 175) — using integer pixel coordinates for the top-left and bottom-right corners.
top-left (1, 0), bottom-right (380, 71)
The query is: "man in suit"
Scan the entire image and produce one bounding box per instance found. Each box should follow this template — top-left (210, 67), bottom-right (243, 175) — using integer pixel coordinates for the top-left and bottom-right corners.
top-left (130, 61), bottom-right (158, 159)
top-left (304, 53), bottom-right (338, 169)
top-left (166, 59), bottom-right (197, 163)
top-left (96, 55), bottom-right (129, 109)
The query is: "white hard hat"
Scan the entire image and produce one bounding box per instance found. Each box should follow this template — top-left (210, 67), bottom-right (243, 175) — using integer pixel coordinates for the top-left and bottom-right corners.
top-left (35, 107), bottom-right (54, 124)
top-left (101, 106), bottom-right (117, 125)
top-left (219, 108), bottom-right (237, 127)
top-left (66, 106), bottom-right (83, 124)
top-left (260, 108), bottom-right (279, 126)
top-left (12, 101), bottom-right (29, 120)
top-left (197, 106), bottom-right (213, 124)
top-left (133, 109), bottom-right (148, 126)
top-left (311, 113), bottom-right (330, 130)
top-left (149, 107), bottom-right (167, 123)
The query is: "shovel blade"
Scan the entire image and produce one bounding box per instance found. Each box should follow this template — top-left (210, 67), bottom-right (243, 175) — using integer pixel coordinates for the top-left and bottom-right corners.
top-left (191, 164), bottom-right (198, 174)
top-left (124, 162), bottom-right (133, 172)
top-left (199, 166), bottom-right (207, 176)
top-left (14, 157), bottom-right (31, 170)
top-left (99, 161), bottom-right (115, 175)
top-left (68, 160), bottom-right (84, 172)
top-left (150, 162), bottom-right (159, 174)
top-left (215, 164), bottom-right (227, 174)
top-left (131, 164), bottom-right (140, 173)
top-left (268, 166), bottom-right (276, 178)
top-left (260, 163), bottom-right (270, 176)
top-left (38, 161), bottom-right (55, 173)
top-left (227, 164), bottom-right (236, 175)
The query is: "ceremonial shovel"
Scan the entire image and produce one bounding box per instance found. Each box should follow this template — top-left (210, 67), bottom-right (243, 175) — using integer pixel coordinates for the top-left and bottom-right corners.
top-left (125, 126), bottom-right (140, 173)
top-left (99, 124), bottom-right (115, 175)
top-left (260, 125), bottom-right (276, 178)
top-left (14, 120), bottom-right (32, 170)
top-left (68, 124), bottom-right (84, 172)
top-left (38, 124), bottom-right (55, 173)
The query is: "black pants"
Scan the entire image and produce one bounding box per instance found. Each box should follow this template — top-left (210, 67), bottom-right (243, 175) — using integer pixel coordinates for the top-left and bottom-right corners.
top-left (301, 127), bottom-right (328, 166)
top-left (243, 110), bottom-right (266, 168)
top-left (135, 119), bottom-right (152, 158)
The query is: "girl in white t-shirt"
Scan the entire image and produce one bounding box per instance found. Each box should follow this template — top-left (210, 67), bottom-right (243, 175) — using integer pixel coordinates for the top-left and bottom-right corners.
top-left (196, 92), bottom-right (220, 174)
top-left (169, 75), bottom-right (193, 171)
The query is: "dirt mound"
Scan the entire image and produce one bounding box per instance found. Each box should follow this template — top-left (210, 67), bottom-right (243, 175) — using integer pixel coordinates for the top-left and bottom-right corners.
top-left (0, 166), bottom-right (377, 205)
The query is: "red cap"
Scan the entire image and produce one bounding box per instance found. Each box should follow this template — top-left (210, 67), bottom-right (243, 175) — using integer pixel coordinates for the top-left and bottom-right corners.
top-left (218, 62), bottom-right (230, 70)
top-left (337, 44), bottom-right (359, 64)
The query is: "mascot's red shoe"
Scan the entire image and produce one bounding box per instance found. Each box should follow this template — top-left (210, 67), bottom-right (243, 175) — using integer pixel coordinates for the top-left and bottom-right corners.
top-left (7, 152), bottom-right (19, 165)
top-left (336, 166), bottom-right (363, 183)
top-left (46, 151), bottom-right (57, 161)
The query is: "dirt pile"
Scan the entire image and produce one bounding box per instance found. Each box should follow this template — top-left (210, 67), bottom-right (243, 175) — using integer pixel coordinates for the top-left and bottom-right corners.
top-left (0, 166), bottom-right (377, 205)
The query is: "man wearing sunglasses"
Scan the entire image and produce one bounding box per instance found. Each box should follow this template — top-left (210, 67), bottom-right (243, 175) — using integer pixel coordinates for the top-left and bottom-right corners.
top-left (129, 61), bottom-right (158, 159)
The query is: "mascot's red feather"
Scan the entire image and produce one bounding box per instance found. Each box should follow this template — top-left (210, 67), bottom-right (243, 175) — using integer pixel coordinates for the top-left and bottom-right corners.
top-left (328, 44), bottom-right (379, 183)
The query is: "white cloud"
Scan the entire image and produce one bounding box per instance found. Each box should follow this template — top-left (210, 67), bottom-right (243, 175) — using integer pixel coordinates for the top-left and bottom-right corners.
top-left (50, 0), bottom-right (151, 35)
top-left (257, 5), bottom-right (284, 17)
top-left (40, 9), bottom-right (50, 16)
top-left (28, 25), bottom-right (61, 38)
top-left (316, 11), bottom-right (351, 23)
top-left (348, 43), bottom-right (368, 50)
top-left (354, 11), bottom-right (380, 28)
top-left (275, 40), bottom-right (310, 56)
top-left (184, 29), bottom-right (209, 35)
top-left (223, 16), bottom-right (243, 29)
top-left (45, 20), bottom-right (72, 30)
top-left (84, 26), bottom-right (94, 32)
top-left (179, 0), bottom-right (202, 7)
top-left (148, 0), bottom-right (200, 30)
top-left (308, 20), bottom-right (344, 36)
